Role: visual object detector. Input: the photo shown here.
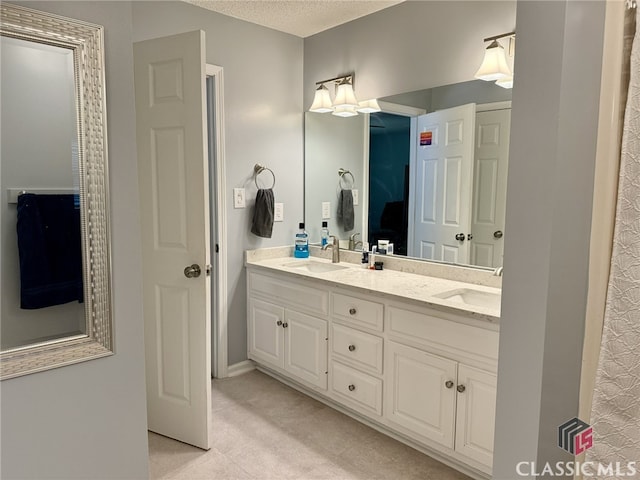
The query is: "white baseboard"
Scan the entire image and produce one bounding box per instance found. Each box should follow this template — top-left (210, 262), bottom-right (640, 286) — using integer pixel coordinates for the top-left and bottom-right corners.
top-left (226, 360), bottom-right (255, 377)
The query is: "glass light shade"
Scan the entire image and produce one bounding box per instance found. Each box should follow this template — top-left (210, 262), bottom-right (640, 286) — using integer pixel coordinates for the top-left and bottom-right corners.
top-left (309, 86), bottom-right (333, 113)
top-left (332, 105), bottom-right (358, 117)
top-left (496, 76), bottom-right (514, 89)
top-left (474, 40), bottom-right (512, 81)
top-left (333, 82), bottom-right (358, 108)
top-left (356, 99), bottom-right (381, 113)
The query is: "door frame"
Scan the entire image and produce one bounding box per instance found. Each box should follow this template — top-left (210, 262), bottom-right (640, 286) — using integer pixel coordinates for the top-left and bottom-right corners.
top-left (206, 64), bottom-right (228, 379)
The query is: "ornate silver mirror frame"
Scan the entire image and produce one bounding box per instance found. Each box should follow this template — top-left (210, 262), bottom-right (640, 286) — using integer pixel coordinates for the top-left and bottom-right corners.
top-left (0, 3), bottom-right (113, 380)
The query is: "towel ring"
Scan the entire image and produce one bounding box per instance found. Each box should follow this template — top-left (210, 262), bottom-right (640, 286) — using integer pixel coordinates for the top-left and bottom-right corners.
top-left (338, 168), bottom-right (355, 189)
top-left (254, 164), bottom-right (276, 189)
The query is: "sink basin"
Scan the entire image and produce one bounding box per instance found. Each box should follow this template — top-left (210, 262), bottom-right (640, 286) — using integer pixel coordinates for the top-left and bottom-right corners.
top-left (281, 260), bottom-right (349, 273)
top-left (434, 288), bottom-right (501, 310)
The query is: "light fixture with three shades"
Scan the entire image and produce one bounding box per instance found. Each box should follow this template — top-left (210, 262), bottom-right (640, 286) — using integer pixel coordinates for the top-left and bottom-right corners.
top-left (309, 73), bottom-right (381, 117)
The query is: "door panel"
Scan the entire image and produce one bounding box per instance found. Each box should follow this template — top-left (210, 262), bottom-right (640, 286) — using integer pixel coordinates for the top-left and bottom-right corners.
top-left (410, 104), bottom-right (476, 263)
top-left (135, 30), bottom-right (211, 450)
top-left (285, 310), bottom-right (327, 389)
top-left (471, 109), bottom-right (511, 268)
top-left (385, 341), bottom-right (457, 448)
top-left (248, 298), bottom-right (284, 368)
top-left (455, 364), bottom-right (497, 468)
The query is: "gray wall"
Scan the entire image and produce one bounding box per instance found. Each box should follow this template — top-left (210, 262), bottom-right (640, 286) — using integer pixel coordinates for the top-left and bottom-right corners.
top-left (493, 1), bottom-right (606, 477)
top-left (304, 1), bottom-right (517, 107)
top-left (1, 2), bottom-right (149, 479)
top-left (304, 0), bottom-right (606, 477)
top-left (131, 1), bottom-right (304, 366)
top-left (1, 38), bottom-right (84, 349)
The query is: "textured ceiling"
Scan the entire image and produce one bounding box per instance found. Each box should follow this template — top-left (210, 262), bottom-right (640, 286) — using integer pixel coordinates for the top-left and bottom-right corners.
top-left (185, 1), bottom-right (405, 38)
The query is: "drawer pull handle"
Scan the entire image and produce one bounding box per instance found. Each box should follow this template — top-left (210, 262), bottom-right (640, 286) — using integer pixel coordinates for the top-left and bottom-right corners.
top-left (445, 380), bottom-right (454, 389)
top-left (457, 384), bottom-right (466, 393)
top-left (282, 322), bottom-right (288, 328)
top-left (349, 307), bottom-right (357, 315)
top-left (348, 344), bottom-right (356, 352)
top-left (276, 320), bottom-right (283, 326)
top-left (348, 384), bottom-right (356, 392)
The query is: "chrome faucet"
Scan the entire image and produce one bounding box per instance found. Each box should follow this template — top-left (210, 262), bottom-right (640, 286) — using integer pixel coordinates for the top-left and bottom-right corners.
top-left (493, 266), bottom-right (504, 276)
top-left (348, 232), bottom-right (362, 251)
top-left (322, 235), bottom-right (340, 263)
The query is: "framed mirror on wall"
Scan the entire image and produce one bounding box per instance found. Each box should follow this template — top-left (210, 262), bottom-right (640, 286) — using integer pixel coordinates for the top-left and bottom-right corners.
top-left (0, 3), bottom-right (113, 380)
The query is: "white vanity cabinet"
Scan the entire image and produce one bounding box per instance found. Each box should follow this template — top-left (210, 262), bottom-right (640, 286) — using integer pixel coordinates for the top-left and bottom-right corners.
top-left (248, 272), bottom-right (329, 390)
top-left (385, 304), bottom-right (499, 472)
top-left (246, 262), bottom-right (499, 479)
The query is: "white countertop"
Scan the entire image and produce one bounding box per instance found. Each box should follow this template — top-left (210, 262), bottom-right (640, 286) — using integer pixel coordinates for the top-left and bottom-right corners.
top-left (245, 253), bottom-right (501, 324)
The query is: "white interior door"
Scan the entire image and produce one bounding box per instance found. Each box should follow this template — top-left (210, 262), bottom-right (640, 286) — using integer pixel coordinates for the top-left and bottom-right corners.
top-left (471, 108), bottom-right (511, 268)
top-left (134, 30), bottom-right (211, 450)
top-left (409, 104), bottom-right (475, 263)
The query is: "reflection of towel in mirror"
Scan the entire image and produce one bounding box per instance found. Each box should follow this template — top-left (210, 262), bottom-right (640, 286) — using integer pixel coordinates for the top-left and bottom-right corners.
top-left (337, 189), bottom-right (355, 231)
top-left (16, 193), bottom-right (83, 309)
top-left (251, 188), bottom-right (275, 238)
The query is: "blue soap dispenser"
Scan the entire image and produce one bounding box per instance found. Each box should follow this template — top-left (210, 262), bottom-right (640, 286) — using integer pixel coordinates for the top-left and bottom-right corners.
top-left (294, 222), bottom-right (309, 258)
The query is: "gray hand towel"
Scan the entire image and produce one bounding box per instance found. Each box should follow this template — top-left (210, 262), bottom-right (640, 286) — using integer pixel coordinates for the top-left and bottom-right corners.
top-left (337, 189), bottom-right (354, 231)
top-left (251, 188), bottom-right (274, 238)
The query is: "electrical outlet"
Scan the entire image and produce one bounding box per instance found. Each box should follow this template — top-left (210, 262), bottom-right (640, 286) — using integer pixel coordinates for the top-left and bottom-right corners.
top-left (274, 203), bottom-right (284, 222)
top-left (352, 189), bottom-right (359, 206)
top-left (321, 202), bottom-right (331, 219)
top-left (233, 188), bottom-right (245, 209)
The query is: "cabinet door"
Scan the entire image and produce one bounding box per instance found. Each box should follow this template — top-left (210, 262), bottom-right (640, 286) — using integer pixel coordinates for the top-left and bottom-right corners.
top-left (385, 341), bottom-right (457, 448)
top-left (248, 298), bottom-right (284, 368)
top-left (284, 310), bottom-right (328, 389)
top-left (454, 364), bottom-right (497, 469)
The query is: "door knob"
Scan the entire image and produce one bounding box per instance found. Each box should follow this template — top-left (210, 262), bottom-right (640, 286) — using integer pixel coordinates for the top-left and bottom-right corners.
top-left (455, 233), bottom-right (465, 242)
top-left (184, 264), bottom-right (201, 278)
top-left (494, 230), bottom-right (504, 239)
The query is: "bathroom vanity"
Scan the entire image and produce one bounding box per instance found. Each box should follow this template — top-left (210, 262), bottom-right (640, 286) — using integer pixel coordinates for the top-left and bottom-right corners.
top-left (245, 247), bottom-right (501, 479)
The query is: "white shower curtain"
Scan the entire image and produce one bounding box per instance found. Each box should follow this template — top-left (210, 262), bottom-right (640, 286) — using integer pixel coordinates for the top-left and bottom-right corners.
top-left (587, 5), bottom-right (640, 474)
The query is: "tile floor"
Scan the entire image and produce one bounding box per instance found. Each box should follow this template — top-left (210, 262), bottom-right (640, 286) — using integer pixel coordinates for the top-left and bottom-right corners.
top-left (148, 370), bottom-right (472, 480)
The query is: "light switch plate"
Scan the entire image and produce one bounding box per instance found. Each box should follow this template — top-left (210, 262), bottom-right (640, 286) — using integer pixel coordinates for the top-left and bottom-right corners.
top-left (321, 202), bottom-right (331, 219)
top-left (233, 188), bottom-right (245, 209)
top-left (352, 189), bottom-right (359, 206)
top-left (274, 203), bottom-right (284, 222)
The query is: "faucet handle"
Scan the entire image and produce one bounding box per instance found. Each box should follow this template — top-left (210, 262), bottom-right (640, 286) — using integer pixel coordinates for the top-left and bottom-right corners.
top-left (349, 232), bottom-right (360, 241)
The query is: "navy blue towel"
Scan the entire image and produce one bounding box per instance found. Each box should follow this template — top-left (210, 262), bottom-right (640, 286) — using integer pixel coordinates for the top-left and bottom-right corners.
top-left (16, 193), bottom-right (83, 309)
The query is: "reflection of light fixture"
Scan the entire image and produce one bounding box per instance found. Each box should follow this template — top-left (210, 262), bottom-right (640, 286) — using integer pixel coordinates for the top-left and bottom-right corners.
top-left (308, 73), bottom-right (381, 117)
top-left (475, 31), bottom-right (515, 82)
top-left (496, 76), bottom-right (514, 89)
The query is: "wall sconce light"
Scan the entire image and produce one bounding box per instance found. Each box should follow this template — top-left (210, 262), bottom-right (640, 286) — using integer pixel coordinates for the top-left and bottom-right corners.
top-left (475, 31), bottom-right (515, 87)
top-left (309, 73), bottom-right (381, 116)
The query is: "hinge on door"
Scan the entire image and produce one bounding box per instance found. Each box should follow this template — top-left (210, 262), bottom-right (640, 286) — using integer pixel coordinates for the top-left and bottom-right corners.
top-left (215, 244), bottom-right (219, 253)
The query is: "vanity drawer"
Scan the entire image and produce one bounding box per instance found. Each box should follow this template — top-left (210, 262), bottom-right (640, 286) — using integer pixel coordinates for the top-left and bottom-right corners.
top-left (331, 324), bottom-right (383, 374)
top-left (332, 292), bottom-right (383, 331)
top-left (330, 361), bottom-right (382, 416)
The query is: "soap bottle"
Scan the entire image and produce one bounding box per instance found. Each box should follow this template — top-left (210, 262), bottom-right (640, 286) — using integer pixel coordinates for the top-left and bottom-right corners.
top-left (294, 222), bottom-right (309, 258)
top-left (321, 221), bottom-right (330, 247)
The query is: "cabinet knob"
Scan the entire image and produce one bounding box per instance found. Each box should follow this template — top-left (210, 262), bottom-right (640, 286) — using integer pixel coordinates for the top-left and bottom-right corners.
top-left (276, 320), bottom-right (283, 326)
top-left (349, 307), bottom-right (357, 315)
top-left (348, 344), bottom-right (356, 352)
top-left (282, 322), bottom-right (288, 328)
top-left (457, 384), bottom-right (466, 393)
top-left (445, 380), bottom-right (454, 389)
top-left (348, 384), bottom-right (356, 392)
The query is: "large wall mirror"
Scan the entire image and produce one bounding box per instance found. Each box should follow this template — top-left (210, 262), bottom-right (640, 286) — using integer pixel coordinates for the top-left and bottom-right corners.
top-left (0, 3), bottom-right (112, 379)
top-left (305, 79), bottom-right (512, 269)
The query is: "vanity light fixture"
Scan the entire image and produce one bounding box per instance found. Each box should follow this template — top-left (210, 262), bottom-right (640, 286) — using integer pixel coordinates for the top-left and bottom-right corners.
top-left (474, 31), bottom-right (515, 83)
top-left (308, 73), bottom-right (381, 116)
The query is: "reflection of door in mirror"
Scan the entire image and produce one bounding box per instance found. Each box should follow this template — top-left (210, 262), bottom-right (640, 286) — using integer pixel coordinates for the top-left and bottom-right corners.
top-left (0, 37), bottom-right (85, 350)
